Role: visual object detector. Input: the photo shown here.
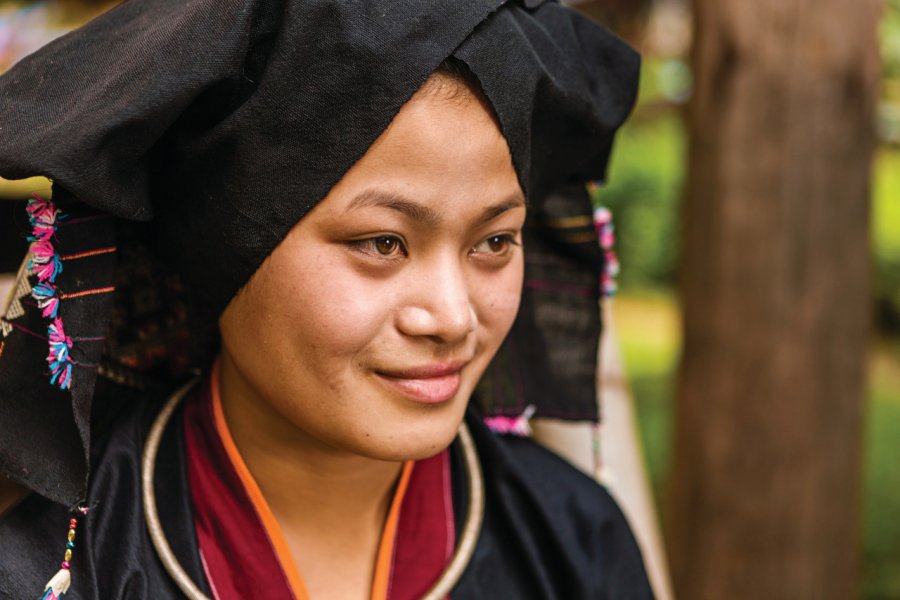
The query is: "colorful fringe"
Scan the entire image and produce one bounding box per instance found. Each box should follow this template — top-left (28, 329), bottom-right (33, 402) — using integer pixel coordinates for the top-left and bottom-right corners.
top-left (26, 197), bottom-right (62, 241)
top-left (47, 318), bottom-right (74, 390)
top-left (32, 283), bottom-right (60, 318)
top-left (25, 194), bottom-right (74, 390)
top-left (484, 405), bottom-right (536, 437)
top-left (593, 206), bottom-right (619, 298)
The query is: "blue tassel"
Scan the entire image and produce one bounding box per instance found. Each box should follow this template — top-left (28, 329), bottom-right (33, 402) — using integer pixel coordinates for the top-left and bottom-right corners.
top-left (32, 283), bottom-right (60, 318)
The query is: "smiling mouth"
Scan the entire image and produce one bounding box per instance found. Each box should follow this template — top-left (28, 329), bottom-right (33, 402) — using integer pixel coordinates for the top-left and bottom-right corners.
top-left (375, 363), bottom-right (466, 404)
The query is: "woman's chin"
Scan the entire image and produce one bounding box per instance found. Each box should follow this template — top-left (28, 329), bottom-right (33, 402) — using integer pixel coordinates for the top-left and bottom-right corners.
top-left (336, 407), bottom-right (467, 463)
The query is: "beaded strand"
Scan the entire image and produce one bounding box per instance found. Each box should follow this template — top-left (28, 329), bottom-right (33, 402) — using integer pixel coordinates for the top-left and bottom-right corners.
top-left (39, 510), bottom-right (85, 600)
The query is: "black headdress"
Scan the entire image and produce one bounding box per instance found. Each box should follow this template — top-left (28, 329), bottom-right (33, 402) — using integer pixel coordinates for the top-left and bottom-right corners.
top-left (0, 0), bottom-right (639, 505)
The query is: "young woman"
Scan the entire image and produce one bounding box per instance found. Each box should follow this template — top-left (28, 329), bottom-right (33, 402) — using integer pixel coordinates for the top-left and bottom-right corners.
top-left (0, 1), bottom-right (649, 598)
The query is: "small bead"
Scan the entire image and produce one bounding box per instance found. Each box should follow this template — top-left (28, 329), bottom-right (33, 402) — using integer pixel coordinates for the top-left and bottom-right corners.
top-left (61, 561), bottom-right (70, 570)
top-left (68, 529), bottom-right (76, 542)
top-left (64, 549), bottom-right (72, 562)
top-left (66, 541), bottom-right (75, 549)
top-left (70, 518), bottom-right (77, 528)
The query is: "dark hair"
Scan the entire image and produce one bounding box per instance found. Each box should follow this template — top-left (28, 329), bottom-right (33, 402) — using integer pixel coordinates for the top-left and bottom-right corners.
top-left (428, 57), bottom-right (496, 121)
top-left (434, 57), bottom-right (481, 88)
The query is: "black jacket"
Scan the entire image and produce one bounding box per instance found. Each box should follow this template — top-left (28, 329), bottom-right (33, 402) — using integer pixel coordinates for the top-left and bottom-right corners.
top-left (0, 386), bottom-right (653, 599)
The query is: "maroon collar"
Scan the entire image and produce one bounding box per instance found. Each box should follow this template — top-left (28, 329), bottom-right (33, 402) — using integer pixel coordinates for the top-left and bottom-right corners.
top-left (182, 377), bottom-right (456, 599)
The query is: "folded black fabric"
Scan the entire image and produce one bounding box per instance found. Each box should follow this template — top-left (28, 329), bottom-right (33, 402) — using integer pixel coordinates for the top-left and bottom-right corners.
top-left (0, 0), bottom-right (639, 505)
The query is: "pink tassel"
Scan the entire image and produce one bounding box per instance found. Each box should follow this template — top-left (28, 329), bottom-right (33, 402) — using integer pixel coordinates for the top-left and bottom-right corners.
top-left (31, 221), bottom-right (57, 240)
top-left (593, 206), bottom-right (619, 298)
top-left (24, 195), bottom-right (77, 390)
top-left (30, 239), bottom-right (56, 263)
top-left (484, 405), bottom-right (536, 437)
top-left (593, 207), bottom-right (615, 250)
top-left (27, 196), bottom-right (61, 243)
top-left (31, 255), bottom-right (63, 283)
top-left (27, 195), bottom-right (61, 226)
top-left (47, 318), bottom-right (74, 390)
top-left (32, 283), bottom-right (60, 318)
top-left (27, 202), bottom-right (64, 283)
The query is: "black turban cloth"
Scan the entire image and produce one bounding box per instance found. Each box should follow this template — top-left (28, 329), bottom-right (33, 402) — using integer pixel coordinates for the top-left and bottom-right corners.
top-left (0, 0), bottom-right (640, 505)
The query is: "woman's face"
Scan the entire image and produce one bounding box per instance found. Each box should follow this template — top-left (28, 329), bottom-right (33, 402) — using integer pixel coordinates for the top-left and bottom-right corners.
top-left (218, 77), bottom-right (525, 461)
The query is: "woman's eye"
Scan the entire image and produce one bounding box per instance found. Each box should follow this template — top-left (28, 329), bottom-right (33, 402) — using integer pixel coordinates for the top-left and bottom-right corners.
top-left (349, 235), bottom-right (407, 258)
top-left (471, 234), bottom-right (519, 257)
top-left (373, 236), bottom-right (402, 255)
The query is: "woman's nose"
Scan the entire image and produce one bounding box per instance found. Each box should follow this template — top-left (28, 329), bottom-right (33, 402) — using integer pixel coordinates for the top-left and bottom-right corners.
top-left (396, 259), bottom-right (477, 343)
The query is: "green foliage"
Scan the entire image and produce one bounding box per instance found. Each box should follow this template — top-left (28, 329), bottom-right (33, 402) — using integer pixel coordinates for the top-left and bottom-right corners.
top-left (595, 110), bottom-right (686, 291)
top-left (862, 354), bottom-right (900, 599)
top-left (882, 2), bottom-right (900, 143)
top-left (596, 64), bottom-right (900, 334)
top-left (602, 11), bottom-right (900, 600)
top-left (873, 148), bottom-right (900, 333)
top-left (883, 2), bottom-right (900, 82)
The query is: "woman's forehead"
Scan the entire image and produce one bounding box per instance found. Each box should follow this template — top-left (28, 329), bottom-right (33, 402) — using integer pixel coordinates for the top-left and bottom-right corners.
top-left (309, 87), bottom-right (523, 224)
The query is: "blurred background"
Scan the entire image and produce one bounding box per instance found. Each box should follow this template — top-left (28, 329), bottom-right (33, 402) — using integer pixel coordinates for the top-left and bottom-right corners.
top-left (580, 0), bottom-right (898, 598)
top-left (1, 0), bottom-right (898, 598)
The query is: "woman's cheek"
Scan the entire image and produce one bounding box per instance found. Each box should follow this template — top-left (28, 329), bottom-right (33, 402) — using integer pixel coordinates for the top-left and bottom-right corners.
top-left (476, 262), bottom-right (524, 332)
top-left (284, 265), bottom-right (394, 355)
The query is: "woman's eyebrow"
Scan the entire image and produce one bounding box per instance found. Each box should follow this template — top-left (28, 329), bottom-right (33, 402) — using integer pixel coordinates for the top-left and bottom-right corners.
top-left (475, 194), bottom-right (526, 225)
top-left (344, 189), bottom-right (525, 227)
top-left (345, 190), bottom-right (441, 227)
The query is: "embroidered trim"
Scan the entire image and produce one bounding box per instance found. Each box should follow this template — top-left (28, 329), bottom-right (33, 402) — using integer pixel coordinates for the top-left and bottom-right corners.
top-left (0, 319), bottom-right (46, 342)
top-left (0, 319), bottom-right (103, 347)
top-left (559, 231), bottom-right (601, 244)
top-left (543, 214), bottom-right (593, 228)
top-left (60, 247), bottom-right (117, 261)
top-left (15, 195), bottom-right (118, 390)
top-left (47, 318), bottom-right (74, 389)
top-left (25, 195), bottom-right (75, 389)
top-left (60, 287), bottom-right (115, 300)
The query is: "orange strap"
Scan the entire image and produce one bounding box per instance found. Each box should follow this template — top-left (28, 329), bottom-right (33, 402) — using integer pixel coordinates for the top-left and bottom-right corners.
top-left (211, 359), bottom-right (413, 600)
top-left (371, 461), bottom-right (414, 599)
top-left (211, 361), bottom-right (311, 600)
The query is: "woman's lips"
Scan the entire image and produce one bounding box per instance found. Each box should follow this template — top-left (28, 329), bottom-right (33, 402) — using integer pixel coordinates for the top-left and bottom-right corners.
top-left (375, 363), bottom-right (466, 404)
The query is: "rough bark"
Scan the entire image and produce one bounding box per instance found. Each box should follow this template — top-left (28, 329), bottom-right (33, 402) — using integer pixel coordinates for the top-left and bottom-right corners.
top-left (668, 1), bottom-right (882, 599)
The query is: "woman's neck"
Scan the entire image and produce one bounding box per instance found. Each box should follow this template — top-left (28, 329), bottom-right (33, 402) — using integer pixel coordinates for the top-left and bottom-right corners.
top-left (217, 353), bottom-right (404, 599)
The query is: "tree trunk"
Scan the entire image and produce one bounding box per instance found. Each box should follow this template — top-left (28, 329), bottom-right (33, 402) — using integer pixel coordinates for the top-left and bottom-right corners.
top-left (668, 1), bottom-right (882, 599)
